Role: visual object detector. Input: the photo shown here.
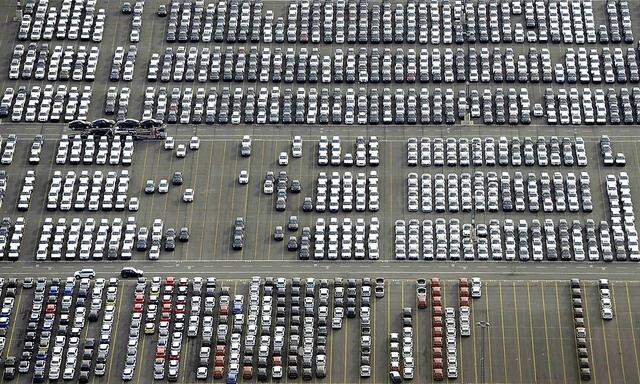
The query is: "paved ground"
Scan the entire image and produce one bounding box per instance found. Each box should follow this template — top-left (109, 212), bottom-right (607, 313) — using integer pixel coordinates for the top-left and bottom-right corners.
top-left (0, 0), bottom-right (640, 383)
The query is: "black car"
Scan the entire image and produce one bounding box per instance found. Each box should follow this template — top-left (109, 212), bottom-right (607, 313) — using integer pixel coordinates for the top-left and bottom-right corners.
top-left (178, 227), bottom-right (189, 242)
top-left (91, 118), bottom-right (116, 128)
top-left (290, 180), bottom-right (301, 193)
top-left (302, 197), bottom-right (313, 212)
top-left (120, 267), bottom-right (144, 278)
top-left (69, 120), bottom-right (92, 131)
top-left (171, 172), bottom-right (184, 185)
top-left (121, 2), bottom-right (132, 13)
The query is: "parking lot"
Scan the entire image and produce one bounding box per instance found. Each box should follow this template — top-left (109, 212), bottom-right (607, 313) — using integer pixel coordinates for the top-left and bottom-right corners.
top-left (0, 277), bottom-right (638, 383)
top-left (1, 0), bottom-right (640, 382)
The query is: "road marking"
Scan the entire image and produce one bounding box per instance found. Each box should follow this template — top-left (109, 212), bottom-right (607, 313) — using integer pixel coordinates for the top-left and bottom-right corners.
top-left (373, 282), bottom-right (378, 383)
top-left (252, 141), bottom-right (267, 260)
top-left (625, 282), bottom-right (640, 381)
top-left (211, 142), bottom-right (227, 258)
top-left (484, 280), bottom-right (493, 383)
top-left (540, 283), bottom-right (553, 381)
top-left (512, 282), bottom-right (524, 383)
top-left (526, 281), bottom-right (538, 383)
top-left (198, 137), bottom-right (215, 260)
top-left (611, 284), bottom-right (627, 384)
top-left (182, 135), bottom-right (202, 262)
top-left (107, 281), bottom-right (126, 384)
top-left (471, 282), bottom-right (479, 383)
top-left (581, 282), bottom-right (598, 384)
top-left (498, 282), bottom-right (508, 382)
top-left (554, 282), bottom-right (568, 384)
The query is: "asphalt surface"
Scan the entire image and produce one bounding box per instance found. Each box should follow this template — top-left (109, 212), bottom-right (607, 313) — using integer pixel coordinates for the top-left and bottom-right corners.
top-left (0, 0), bottom-right (640, 383)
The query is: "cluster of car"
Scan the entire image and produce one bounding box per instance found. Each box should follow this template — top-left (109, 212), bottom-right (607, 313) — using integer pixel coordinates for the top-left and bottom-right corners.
top-left (124, 1), bottom-right (145, 42)
top-left (36, 216), bottom-right (142, 261)
top-left (0, 135), bottom-right (17, 166)
top-left (408, 136), bottom-right (587, 167)
top-left (570, 278), bottom-right (592, 381)
top-left (317, 136), bottom-right (379, 166)
top-left (57, 134), bottom-right (134, 166)
top-left (308, 217), bottom-right (379, 260)
top-left (394, 217), bottom-right (629, 262)
top-left (0, 217), bottom-right (25, 260)
top-left (9, 276), bottom-right (118, 381)
top-left (47, 169), bottom-right (131, 212)
top-left (426, 278), bottom-right (444, 380)
top-left (164, 0), bottom-right (264, 43)
top-left (389, 307), bottom-right (414, 381)
top-left (110, 45), bottom-right (137, 82)
top-left (316, 171), bottom-right (379, 212)
top-left (0, 85), bottom-right (92, 122)
top-left (408, 170), bottom-right (593, 214)
top-left (598, 278), bottom-right (613, 320)
top-left (263, 170), bottom-right (297, 212)
top-left (600, 135), bottom-right (626, 166)
top-left (140, 219), bottom-right (190, 260)
top-left (606, 172), bottom-right (639, 260)
top-left (17, 170), bottom-right (36, 211)
top-left (543, 87), bottom-right (640, 125)
top-left (0, 279), bottom-right (17, 360)
top-left (104, 87), bottom-right (131, 121)
top-left (158, 0), bottom-right (625, 45)
top-left (457, 278), bottom-right (475, 337)
top-left (18, 0), bottom-right (106, 42)
top-left (9, 43), bottom-right (99, 81)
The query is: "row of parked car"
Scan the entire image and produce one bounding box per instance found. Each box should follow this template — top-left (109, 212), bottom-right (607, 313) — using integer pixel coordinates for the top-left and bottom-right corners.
top-left (306, 217), bottom-right (380, 260)
top-left (407, 171), bottom-right (594, 213)
top-left (315, 171), bottom-right (380, 212)
top-left (598, 278), bottom-right (613, 320)
top-left (18, 0), bottom-right (106, 42)
top-left (394, 217), bottom-right (639, 262)
top-left (389, 307), bottom-right (414, 381)
top-left (0, 279), bottom-right (18, 363)
top-left (9, 44), bottom-right (99, 82)
top-left (408, 136), bottom-right (587, 167)
top-left (57, 134), bottom-right (134, 166)
top-left (162, 0), bottom-right (625, 45)
top-left (0, 85), bottom-right (92, 123)
top-left (570, 278), bottom-right (592, 381)
top-left (146, 44), bottom-right (640, 86)
top-left (126, 2), bottom-right (145, 43)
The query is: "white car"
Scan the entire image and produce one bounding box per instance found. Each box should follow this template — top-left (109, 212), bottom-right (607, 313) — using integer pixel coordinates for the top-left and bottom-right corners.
top-left (189, 136), bottom-right (200, 150)
top-left (176, 144), bottom-right (186, 158)
top-left (238, 170), bottom-right (249, 184)
top-left (128, 197), bottom-right (139, 211)
top-left (164, 136), bottom-right (174, 150)
top-left (183, 188), bottom-right (194, 202)
top-left (278, 152), bottom-right (289, 165)
top-left (158, 179), bottom-right (169, 193)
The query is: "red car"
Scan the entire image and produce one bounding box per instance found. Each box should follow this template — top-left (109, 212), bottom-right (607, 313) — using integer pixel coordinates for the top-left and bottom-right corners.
top-left (165, 276), bottom-right (175, 286)
top-left (133, 303), bottom-right (144, 313)
top-left (431, 277), bottom-right (441, 287)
